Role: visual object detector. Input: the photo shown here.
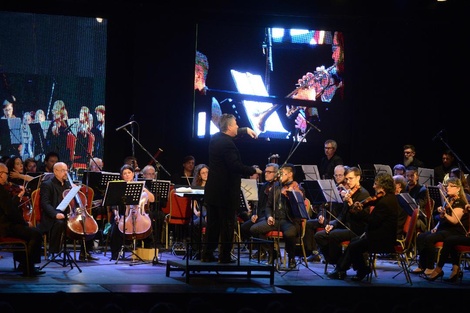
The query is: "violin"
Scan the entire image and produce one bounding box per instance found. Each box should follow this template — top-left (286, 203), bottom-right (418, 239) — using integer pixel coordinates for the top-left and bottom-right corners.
top-left (4, 182), bottom-right (33, 227)
top-left (350, 191), bottom-right (385, 213)
top-left (281, 181), bottom-right (301, 197)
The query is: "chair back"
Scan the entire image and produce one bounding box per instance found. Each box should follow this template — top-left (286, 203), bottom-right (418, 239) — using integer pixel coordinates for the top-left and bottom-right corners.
top-left (403, 208), bottom-right (419, 251)
top-left (166, 189), bottom-right (192, 225)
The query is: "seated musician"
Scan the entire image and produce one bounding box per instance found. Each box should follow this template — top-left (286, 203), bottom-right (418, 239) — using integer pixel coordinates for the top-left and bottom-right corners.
top-left (314, 166), bottom-right (370, 279)
top-left (38, 162), bottom-right (98, 261)
top-left (108, 164), bottom-right (154, 260)
top-left (0, 162), bottom-right (45, 277)
top-left (249, 163), bottom-right (303, 269)
top-left (304, 164), bottom-right (349, 263)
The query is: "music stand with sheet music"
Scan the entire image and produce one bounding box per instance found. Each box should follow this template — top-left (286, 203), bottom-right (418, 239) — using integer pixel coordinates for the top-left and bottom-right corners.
top-left (29, 122), bottom-right (47, 157)
top-left (301, 165), bottom-right (321, 181)
top-left (142, 179), bottom-right (171, 264)
top-left (418, 167), bottom-right (435, 186)
top-left (103, 180), bottom-right (147, 264)
top-left (428, 186), bottom-right (443, 209)
top-left (40, 185), bottom-right (83, 272)
top-left (82, 171), bottom-right (121, 198)
top-left (374, 164), bottom-right (392, 176)
top-left (398, 193), bottom-right (419, 216)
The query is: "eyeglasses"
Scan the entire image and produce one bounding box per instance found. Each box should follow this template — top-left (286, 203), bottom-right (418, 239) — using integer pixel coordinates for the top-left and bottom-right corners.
top-left (404, 151), bottom-right (413, 155)
top-left (324, 147), bottom-right (334, 150)
top-left (265, 171), bottom-right (277, 174)
top-left (447, 185), bottom-right (458, 188)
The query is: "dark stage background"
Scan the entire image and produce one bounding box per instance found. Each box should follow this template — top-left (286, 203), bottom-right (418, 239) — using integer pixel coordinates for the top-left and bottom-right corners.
top-left (1, 1), bottom-right (469, 179)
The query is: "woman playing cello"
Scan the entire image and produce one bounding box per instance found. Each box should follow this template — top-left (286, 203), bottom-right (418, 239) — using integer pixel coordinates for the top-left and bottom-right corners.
top-left (108, 163), bottom-right (154, 261)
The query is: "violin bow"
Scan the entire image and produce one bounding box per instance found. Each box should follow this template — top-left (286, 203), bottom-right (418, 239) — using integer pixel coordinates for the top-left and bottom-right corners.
top-left (438, 188), bottom-right (467, 233)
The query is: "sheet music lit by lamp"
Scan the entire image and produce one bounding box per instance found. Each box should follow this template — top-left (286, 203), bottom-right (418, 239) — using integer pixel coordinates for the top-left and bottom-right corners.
top-left (301, 165), bottom-right (321, 181)
top-left (241, 178), bottom-right (259, 201)
top-left (230, 69), bottom-right (289, 140)
top-left (317, 179), bottom-right (343, 203)
top-left (374, 164), bottom-right (392, 176)
top-left (418, 167), bottom-right (435, 186)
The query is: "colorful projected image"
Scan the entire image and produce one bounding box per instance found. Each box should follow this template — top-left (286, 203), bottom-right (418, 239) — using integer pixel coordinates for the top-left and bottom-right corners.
top-left (194, 23), bottom-right (344, 142)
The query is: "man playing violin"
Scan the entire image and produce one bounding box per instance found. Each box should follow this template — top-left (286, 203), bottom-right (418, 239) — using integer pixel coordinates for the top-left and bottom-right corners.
top-left (0, 162), bottom-right (45, 276)
top-left (38, 162), bottom-right (98, 261)
top-left (250, 163), bottom-right (303, 268)
top-left (329, 173), bottom-right (399, 281)
top-left (314, 166), bottom-right (370, 279)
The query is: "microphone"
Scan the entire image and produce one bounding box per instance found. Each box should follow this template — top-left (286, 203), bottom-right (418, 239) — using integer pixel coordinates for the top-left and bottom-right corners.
top-left (116, 121), bottom-right (134, 131)
top-left (63, 122), bottom-right (76, 133)
top-left (432, 129), bottom-right (445, 141)
top-left (306, 120), bottom-right (321, 132)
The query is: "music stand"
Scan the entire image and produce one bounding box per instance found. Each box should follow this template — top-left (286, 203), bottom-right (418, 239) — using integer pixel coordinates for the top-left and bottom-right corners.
top-left (29, 122), bottom-right (47, 157)
top-left (82, 171), bottom-right (121, 198)
top-left (40, 185), bottom-right (83, 272)
top-left (374, 164), bottom-right (392, 176)
top-left (103, 180), bottom-right (146, 264)
top-left (143, 179), bottom-right (171, 264)
top-left (418, 167), bottom-right (435, 186)
top-left (428, 186), bottom-right (443, 208)
top-left (301, 165), bottom-right (321, 181)
top-left (301, 181), bottom-right (326, 205)
top-left (398, 193), bottom-right (419, 216)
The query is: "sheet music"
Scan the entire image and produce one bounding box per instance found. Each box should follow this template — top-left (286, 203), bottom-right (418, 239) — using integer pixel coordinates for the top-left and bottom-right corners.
top-left (399, 193), bottom-right (418, 210)
top-left (317, 179), bottom-right (343, 203)
top-left (418, 167), bottom-right (435, 186)
top-left (241, 178), bottom-right (259, 201)
top-left (7, 117), bottom-right (21, 144)
top-left (301, 165), bottom-right (320, 181)
top-left (57, 185), bottom-right (81, 212)
top-left (374, 164), bottom-right (392, 176)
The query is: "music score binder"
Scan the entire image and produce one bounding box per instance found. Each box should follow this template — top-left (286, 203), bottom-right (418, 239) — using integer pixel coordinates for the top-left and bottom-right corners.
top-left (287, 190), bottom-right (309, 219)
top-left (241, 178), bottom-right (259, 201)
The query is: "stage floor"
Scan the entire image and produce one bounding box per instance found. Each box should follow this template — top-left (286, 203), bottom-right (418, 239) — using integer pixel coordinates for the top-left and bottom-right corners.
top-left (1, 244), bottom-right (469, 312)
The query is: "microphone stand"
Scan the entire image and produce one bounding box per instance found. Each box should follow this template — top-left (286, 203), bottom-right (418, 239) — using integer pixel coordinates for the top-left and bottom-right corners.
top-left (435, 134), bottom-right (470, 174)
top-left (119, 128), bottom-right (171, 177)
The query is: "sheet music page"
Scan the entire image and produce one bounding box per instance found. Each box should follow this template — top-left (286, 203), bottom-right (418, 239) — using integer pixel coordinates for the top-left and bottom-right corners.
top-left (418, 167), bottom-right (435, 186)
top-left (57, 185), bottom-right (81, 212)
top-left (317, 179), bottom-right (343, 203)
top-left (374, 164), bottom-right (392, 176)
top-left (301, 165), bottom-right (320, 181)
top-left (241, 178), bottom-right (259, 201)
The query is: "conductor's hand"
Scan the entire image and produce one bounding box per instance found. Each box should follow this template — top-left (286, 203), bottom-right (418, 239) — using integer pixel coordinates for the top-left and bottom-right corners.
top-left (267, 216), bottom-right (275, 226)
top-left (246, 128), bottom-right (258, 139)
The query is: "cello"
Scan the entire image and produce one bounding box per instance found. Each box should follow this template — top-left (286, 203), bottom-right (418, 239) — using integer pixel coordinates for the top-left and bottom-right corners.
top-left (118, 190), bottom-right (152, 240)
top-left (63, 173), bottom-right (99, 241)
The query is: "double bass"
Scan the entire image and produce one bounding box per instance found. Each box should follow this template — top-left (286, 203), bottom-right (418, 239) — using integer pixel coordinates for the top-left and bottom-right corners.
top-left (63, 173), bottom-right (99, 241)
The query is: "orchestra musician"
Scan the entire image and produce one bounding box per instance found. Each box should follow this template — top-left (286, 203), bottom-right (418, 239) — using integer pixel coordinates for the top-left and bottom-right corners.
top-left (411, 177), bottom-right (469, 277)
top-left (245, 162), bottom-right (279, 261)
top-left (38, 162), bottom-right (98, 261)
top-left (0, 162), bottom-right (45, 277)
top-left (108, 164), bottom-right (154, 261)
top-left (304, 164), bottom-right (349, 262)
top-left (314, 166), bottom-right (370, 278)
top-left (249, 163), bottom-right (303, 268)
top-left (328, 172), bottom-right (399, 282)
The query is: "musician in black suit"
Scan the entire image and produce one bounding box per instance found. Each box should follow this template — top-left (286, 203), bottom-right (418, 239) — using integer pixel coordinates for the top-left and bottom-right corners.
top-left (329, 172), bottom-right (399, 282)
top-left (201, 114), bottom-right (262, 264)
top-left (38, 162), bottom-right (97, 261)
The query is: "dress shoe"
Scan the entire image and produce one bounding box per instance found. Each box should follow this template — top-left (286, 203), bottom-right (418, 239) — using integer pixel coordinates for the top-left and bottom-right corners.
top-left (443, 271), bottom-right (462, 283)
top-left (351, 268), bottom-right (371, 282)
top-left (327, 270), bottom-right (346, 280)
top-left (200, 254), bottom-right (217, 262)
top-left (22, 268), bottom-right (46, 277)
top-left (288, 258), bottom-right (297, 269)
top-left (424, 270), bottom-right (444, 282)
top-left (307, 253), bottom-right (321, 263)
top-left (79, 253), bottom-right (99, 261)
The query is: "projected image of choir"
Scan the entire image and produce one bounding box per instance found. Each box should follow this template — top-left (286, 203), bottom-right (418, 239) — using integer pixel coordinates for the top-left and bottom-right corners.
top-left (0, 95), bottom-right (105, 172)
